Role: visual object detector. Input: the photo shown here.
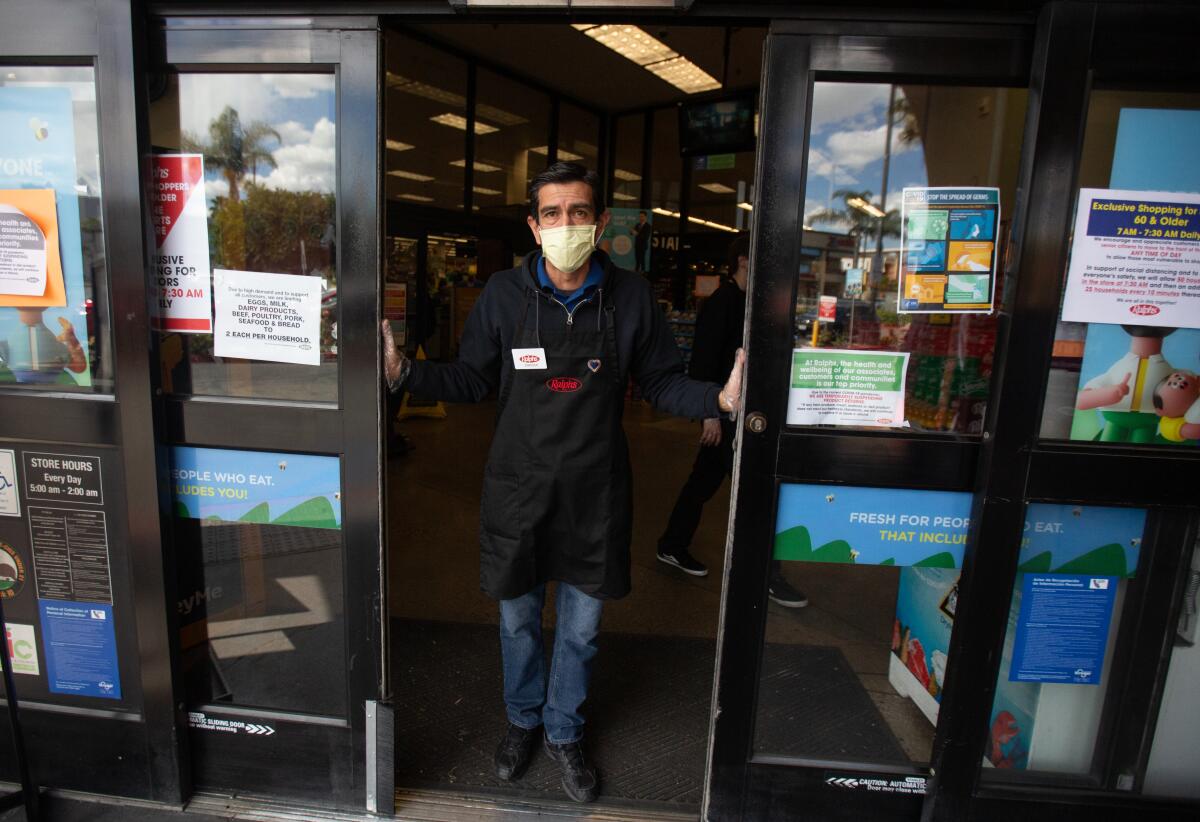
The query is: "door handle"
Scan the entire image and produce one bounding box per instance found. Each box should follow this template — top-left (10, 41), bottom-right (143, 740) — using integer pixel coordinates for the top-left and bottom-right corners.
top-left (746, 412), bottom-right (768, 434)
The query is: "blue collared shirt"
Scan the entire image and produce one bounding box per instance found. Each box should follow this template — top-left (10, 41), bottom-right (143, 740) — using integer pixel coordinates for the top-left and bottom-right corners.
top-left (536, 254), bottom-right (603, 310)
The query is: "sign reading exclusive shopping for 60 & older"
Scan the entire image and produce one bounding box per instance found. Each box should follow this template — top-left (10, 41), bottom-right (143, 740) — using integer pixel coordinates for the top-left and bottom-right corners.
top-left (787, 348), bottom-right (910, 427)
top-left (1062, 188), bottom-right (1200, 329)
top-left (150, 154), bottom-right (212, 333)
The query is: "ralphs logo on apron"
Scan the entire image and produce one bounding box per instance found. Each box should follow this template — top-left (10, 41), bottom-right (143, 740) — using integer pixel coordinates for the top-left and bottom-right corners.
top-left (546, 377), bottom-right (582, 392)
top-left (480, 288), bottom-right (632, 601)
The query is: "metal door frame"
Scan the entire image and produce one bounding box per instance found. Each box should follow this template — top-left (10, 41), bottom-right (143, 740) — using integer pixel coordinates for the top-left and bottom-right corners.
top-left (145, 11), bottom-right (384, 807)
top-left (707, 4), bottom-right (1200, 822)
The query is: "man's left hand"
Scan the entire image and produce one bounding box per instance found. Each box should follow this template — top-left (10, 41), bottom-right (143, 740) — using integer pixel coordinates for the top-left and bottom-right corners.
top-left (718, 348), bottom-right (746, 414)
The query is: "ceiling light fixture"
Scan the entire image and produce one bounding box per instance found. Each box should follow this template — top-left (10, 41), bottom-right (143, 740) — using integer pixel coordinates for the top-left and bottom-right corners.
top-left (573, 24), bottom-right (721, 95)
top-left (530, 145), bottom-right (584, 161)
top-left (399, 193), bottom-right (434, 203)
top-left (387, 169), bottom-right (435, 182)
top-left (699, 182), bottom-right (736, 194)
top-left (613, 168), bottom-right (642, 182)
top-left (652, 206), bottom-right (738, 233)
top-left (737, 202), bottom-right (753, 211)
top-left (430, 112), bottom-right (498, 135)
top-left (386, 139), bottom-right (414, 152)
top-left (472, 186), bottom-right (501, 196)
top-left (847, 196), bottom-right (886, 218)
top-left (613, 193), bottom-right (638, 202)
top-left (449, 159), bottom-right (502, 173)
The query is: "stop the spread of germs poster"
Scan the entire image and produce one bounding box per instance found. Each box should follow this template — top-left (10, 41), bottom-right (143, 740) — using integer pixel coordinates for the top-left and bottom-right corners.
top-left (898, 187), bottom-right (1000, 314)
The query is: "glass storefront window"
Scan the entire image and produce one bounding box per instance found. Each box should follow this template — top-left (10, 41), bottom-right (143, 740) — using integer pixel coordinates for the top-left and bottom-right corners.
top-left (149, 72), bottom-right (337, 402)
top-left (650, 106), bottom-right (681, 236)
top-left (1039, 90), bottom-right (1200, 448)
top-left (557, 101), bottom-right (599, 173)
top-left (1143, 533), bottom-right (1200, 799)
top-left (0, 67), bottom-right (112, 393)
top-left (386, 33), bottom-right (469, 211)
top-left (980, 503), bottom-right (1145, 781)
top-left (688, 150), bottom-right (755, 236)
top-left (474, 69), bottom-right (550, 218)
top-left (612, 113), bottom-right (644, 207)
top-left (794, 82), bottom-right (1027, 435)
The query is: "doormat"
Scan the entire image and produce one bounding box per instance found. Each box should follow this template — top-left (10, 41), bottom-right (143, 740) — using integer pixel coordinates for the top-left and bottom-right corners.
top-left (391, 619), bottom-right (906, 806)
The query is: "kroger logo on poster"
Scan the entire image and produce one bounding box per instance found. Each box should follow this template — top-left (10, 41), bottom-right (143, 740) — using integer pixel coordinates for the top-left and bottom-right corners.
top-left (1073, 668), bottom-right (1094, 683)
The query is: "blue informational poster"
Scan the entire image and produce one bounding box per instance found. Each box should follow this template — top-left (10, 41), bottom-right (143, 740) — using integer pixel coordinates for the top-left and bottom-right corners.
top-left (774, 484), bottom-right (973, 567)
top-left (0, 86), bottom-right (92, 387)
top-left (170, 446), bottom-right (341, 529)
top-left (600, 207), bottom-right (651, 272)
top-left (38, 600), bottom-right (121, 699)
top-left (1010, 574), bottom-right (1118, 685)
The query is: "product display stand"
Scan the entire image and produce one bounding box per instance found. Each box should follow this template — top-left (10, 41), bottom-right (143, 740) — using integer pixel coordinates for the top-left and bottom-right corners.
top-left (0, 596), bottom-right (41, 821)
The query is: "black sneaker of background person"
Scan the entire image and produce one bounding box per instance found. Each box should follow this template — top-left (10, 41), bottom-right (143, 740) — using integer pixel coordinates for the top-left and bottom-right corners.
top-left (768, 574), bottom-right (809, 608)
top-left (543, 736), bottom-right (600, 803)
top-left (493, 722), bottom-right (538, 781)
top-left (656, 547), bottom-right (709, 577)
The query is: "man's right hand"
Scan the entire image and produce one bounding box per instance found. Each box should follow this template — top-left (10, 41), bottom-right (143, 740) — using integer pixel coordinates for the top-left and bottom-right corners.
top-left (699, 417), bottom-right (722, 447)
top-left (381, 319), bottom-right (405, 385)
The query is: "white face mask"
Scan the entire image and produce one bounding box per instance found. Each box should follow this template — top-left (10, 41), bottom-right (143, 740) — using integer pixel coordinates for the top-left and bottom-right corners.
top-left (539, 224), bottom-right (597, 273)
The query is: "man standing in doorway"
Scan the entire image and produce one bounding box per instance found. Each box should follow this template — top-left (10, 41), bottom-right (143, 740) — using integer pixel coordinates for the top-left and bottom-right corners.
top-left (655, 235), bottom-right (807, 608)
top-left (634, 210), bottom-right (651, 272)
top-left (380, 163), bottom-right (745, 803)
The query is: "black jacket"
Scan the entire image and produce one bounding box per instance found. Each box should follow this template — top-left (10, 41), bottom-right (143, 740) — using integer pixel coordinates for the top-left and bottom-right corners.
top-left (688, 280), bottom-right (745, 385)
top-left (406, 250), bottom-right (721, 420)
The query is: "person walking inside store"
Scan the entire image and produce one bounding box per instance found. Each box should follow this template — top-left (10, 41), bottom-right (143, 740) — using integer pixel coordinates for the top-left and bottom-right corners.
top-left (380, 162), bottom-right (746, 804)
top-left (655, 234), bottom-right (808, 608)
top-left (633, 210), bottom-right (651, 272)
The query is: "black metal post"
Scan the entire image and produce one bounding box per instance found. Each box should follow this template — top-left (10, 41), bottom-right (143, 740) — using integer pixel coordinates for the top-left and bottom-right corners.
top-left (0, 596), bottom-right (40, 820)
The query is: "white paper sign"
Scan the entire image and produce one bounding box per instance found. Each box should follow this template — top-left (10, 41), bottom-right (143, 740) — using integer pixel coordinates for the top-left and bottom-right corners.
top-left (4, 623), bottom-right (40, 675)
top-left (511, 347), bottom-right (548, 370)
top-left (0, 203), bottom-right (47, 297)
top-left (0, 449), bottom-right (19, 516)
top-left (1063, 188), bottom-right (1200, 329)
top-left (150, 154), bottom-right (213, 333)
top-left (213, 269), bottom-right (321, 365)
top-left (787, 348), bottom-right (911, 428)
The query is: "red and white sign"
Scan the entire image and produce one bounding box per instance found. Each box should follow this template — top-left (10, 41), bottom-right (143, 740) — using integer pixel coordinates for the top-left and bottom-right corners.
top-left (818, 295), bottom-right (837, 323)
top-left (150, 154), bottom-right (212, 333)
top-left (511, 347), bottom-right (547, 370)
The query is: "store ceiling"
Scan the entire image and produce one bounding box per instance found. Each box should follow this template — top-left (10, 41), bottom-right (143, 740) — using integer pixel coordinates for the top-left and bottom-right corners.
top-left (402, 23), bottom-right (766, 112)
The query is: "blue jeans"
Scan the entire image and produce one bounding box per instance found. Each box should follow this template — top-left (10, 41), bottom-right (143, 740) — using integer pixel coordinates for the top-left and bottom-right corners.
top-left (498, 582), bottom-right (604, 744)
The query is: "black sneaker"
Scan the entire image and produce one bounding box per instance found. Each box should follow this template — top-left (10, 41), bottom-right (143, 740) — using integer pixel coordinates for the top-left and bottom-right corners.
top-left (493, 723), bottom-right (538, 781)
top-left (543, 737), bottom-right (599, 803)
top-left (768, 575), bottom-right (808, 608)
top-left (656, 547), bottom-right (709, 577)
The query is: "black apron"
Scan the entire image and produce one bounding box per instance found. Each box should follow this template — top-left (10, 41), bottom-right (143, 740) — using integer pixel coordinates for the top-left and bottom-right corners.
top-left (478, 288), bottom-right (632, 601)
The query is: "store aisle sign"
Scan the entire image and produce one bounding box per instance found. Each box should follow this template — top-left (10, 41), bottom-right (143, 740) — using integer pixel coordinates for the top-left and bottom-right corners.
top-left (898, 187), bottom-right (1000, 313)
top-left (4, 622), bottom-right (39, 675)
top-left (787, 348), bottom-right (910, 427)
top-left (213, 268), bottom-right (321, 365)
top-left (774, 484), bottom-right (973, 567)
top-left (150, 154), bottom-right (212, 333)
top-left (1010, 574), bottom-right (1117, 685)
top-left (171, 446), bottom-right (341, 530)
top-left (1062, 189), bottom-right (1200, 329)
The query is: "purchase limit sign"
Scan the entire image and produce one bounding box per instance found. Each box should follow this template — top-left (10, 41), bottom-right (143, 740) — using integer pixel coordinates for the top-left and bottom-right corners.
top-left (150, 154), bottom-right (212, 333)
top-left (1062, 189), bottom-right (1200, 329)
top-left (213, 269), bottom-right (321, 365)
top-left (787, 349), bottom-right (911, 428)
